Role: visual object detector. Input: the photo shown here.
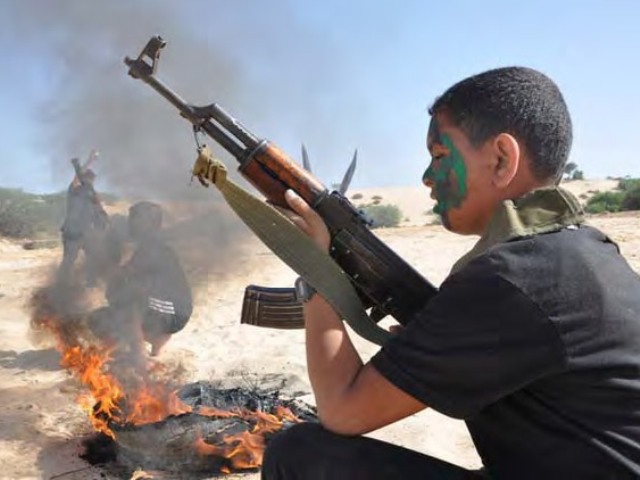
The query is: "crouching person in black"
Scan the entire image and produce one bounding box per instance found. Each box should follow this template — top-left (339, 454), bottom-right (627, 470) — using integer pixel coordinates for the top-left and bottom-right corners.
top-left (93, 201), bottom-right (193, 356)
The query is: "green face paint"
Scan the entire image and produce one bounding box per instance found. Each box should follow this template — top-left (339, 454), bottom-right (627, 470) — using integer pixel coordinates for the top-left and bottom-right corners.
top-left (423, 134), bottom-right (468, 217)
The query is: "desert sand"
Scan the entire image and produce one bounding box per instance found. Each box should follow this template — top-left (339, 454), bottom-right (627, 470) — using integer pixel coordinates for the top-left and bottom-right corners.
top-left (0, 179), bottom-right (638, 479)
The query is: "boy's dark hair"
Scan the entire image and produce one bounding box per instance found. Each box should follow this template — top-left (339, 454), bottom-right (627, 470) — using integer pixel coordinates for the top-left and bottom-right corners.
top-left (129, 201), bottom-right (163, 230)
top-left (429, 66), bottom-right (572, 182)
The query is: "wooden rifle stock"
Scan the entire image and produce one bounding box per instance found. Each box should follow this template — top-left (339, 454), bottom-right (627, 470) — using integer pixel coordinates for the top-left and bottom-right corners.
top-left (240, 142), bottom-right (327, 209)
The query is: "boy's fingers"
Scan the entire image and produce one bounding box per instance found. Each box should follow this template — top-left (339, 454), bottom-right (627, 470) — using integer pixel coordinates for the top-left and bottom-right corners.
top-left (284, 189), bottom-right (331, 252)
top-left (285, 189), bottom-right (323, 227)
top-left (273, 204), bottom-right (311, 230)
top-left (290, 216), bottom-right (313, 236)
top-left (273, 204), bottom-right (295, 219)
top-left (285, 190), bottom-right (316, 218)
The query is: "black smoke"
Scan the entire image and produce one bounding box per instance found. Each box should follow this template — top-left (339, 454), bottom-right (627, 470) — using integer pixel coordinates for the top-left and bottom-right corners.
top-left (1, 0), bottom-right (369, 198)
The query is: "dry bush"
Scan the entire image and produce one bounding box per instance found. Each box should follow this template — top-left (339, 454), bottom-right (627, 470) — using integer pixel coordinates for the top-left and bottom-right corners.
top-left (360, 204), bottom-right (402, 229)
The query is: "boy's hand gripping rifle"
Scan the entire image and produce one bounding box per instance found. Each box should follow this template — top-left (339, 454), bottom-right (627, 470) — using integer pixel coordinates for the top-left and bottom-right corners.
top-left (124, 36), bottom-right (438, 345)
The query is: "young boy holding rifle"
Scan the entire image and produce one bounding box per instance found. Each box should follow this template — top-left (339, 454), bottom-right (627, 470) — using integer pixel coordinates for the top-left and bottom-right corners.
top-left (263, 67), bottom-right (640, 479)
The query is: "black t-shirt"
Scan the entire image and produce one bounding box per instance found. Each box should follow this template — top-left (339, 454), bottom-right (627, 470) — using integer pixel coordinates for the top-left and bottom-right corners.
top-left (108, 236), bottom-right (193, 324)
top-left (372, 225), bottom-right (640, 479)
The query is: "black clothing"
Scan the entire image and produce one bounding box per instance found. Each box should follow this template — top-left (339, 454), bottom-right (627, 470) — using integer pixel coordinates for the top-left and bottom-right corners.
top-left (142, 309), bottom-right (187, 337)
top-left (59, 235), bottom-right (99, 285)
top-left (372, 225), bottom-right (640, 479)
top-left (262, 187), bottom-right (640, 479)
top-left (59, 180), bottom-right (107, 283)
top-left (61, 182), bottom-right (103, 239)
top-left (107, 235), bottom-right (193, 336)
top-left (262, 423), bottom-right (487, 480)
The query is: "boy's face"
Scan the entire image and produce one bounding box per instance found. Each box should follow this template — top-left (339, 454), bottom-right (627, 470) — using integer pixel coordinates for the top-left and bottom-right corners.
top-left (423, 113), bottom-right (499, 235)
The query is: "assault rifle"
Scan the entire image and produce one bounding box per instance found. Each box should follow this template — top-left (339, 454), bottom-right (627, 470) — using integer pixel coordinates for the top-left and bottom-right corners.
top-left (124, 36), bottom-right (438, 340)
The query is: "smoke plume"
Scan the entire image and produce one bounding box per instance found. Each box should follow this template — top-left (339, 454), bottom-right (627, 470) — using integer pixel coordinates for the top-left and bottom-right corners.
top-left (7, 1), bottom-right (376, 365)
top-left (2, 0), bottom-right (366, 198)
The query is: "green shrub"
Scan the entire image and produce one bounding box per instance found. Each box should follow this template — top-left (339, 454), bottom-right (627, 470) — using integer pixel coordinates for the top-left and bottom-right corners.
top-left (618, 178), bottom-right (640, 192)
top-left (584, 202), bottom-right (606, 214)
top-left (584, 180), bottom-right (640, 214)
top-left (621, 185), bottom-right (640, 211)
top-left (0, 208), bottom-right (34, 238)
top-left (0, 188), bottom-right (67, 238)
top-left (585, 191), bottom-right (624, 214)
top-left (360, 204), bottom-right (402, 229)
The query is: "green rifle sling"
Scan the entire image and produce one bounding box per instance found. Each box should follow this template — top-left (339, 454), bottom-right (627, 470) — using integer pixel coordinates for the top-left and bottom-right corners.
top-left (196, 152), bottom-right (392, 345)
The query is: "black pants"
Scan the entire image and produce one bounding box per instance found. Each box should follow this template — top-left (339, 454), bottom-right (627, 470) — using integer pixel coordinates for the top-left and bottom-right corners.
top-left (262, 423), bottom-right (487, 480)
top-left (59, 234), bottom-right (98, 285)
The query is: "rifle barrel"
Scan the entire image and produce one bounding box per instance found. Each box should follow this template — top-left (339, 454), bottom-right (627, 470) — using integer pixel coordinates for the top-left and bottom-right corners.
top-left (125, 56), bottom-right (246, 159)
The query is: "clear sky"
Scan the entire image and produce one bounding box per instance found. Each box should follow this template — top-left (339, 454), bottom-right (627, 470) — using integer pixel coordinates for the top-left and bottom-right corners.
top-left (0, 0), bottom-right (638, 194)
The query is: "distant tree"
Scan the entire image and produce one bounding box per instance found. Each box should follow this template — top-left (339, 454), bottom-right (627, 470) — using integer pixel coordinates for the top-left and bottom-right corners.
top-left (564, 162), bottom-right (578, 179)
top-left (571, 169), bottom-right (584, 181)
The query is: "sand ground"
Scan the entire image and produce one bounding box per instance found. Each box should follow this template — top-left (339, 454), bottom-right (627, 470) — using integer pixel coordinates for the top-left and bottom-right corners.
top-left (0, 179), bottom-right (638, 480)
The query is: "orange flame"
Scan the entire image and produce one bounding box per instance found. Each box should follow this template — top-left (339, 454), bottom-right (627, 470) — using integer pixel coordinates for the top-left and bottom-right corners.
top-left (38, 312), bottom-right (192, 438)
top-left (60, 343), bottom-right (122, 437)
top-left (195, 431), bottom-right (265, 472)
top-left (37, 305), bottom-right (301, 472)
top-left (194, 407), bottom-right (301, 471)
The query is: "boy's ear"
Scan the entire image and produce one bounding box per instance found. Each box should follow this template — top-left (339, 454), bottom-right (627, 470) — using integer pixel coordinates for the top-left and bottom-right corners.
top-left (491, 133), bottom-right (520, 189)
